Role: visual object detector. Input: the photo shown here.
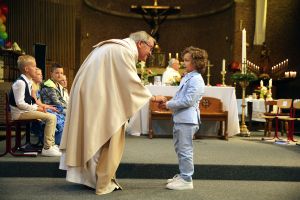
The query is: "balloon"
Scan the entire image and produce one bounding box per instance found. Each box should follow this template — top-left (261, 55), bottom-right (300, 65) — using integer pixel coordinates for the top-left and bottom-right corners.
top-left (0, 15), bottom-right (6, 23)
top-left (0, 4), bottom-right (8, 15)
top-left (0, 38), bottom-right (4, 47)
top-left (0, 31), bottom-right (7, 40)
top-left (0, 24), bottom-right (5, 32)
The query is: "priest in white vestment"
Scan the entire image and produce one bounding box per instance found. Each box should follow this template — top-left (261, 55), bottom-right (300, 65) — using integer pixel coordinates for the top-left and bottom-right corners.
top-left (162, 58), bottom-right (181, 85)
top-left (59, 31), bottom-right (166, 195)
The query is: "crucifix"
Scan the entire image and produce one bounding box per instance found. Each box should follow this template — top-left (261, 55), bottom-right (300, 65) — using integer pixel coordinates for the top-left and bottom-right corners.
top-left (130, 0), bottom-right (181, 42)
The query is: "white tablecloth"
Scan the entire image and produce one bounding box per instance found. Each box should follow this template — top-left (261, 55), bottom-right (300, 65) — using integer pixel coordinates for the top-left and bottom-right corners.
top-left (127, 85), bottom-right (240, 136)
top-left (237, 98), bottom-right (266, 122)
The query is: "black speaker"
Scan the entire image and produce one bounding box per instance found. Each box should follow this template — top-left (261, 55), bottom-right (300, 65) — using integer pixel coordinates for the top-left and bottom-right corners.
top-left (33, 43), bottom-right (47, 78)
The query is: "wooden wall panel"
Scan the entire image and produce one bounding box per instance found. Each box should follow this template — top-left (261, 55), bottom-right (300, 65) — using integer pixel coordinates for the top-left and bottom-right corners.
top-left (6, 0), bottom-right (76, 85)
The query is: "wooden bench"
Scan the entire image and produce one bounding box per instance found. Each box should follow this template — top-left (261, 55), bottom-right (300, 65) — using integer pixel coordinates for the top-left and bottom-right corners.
top-left (148, 96), bottom-right (228, 140)
top-left (195, 96), bottom-right (228, 140)
top-left (148, 96), bottom-right (172, 138)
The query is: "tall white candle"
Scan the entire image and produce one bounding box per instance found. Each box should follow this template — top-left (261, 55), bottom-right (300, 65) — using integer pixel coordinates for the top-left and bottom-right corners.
top-left (260, 80), bottom-right (263, 87)
top-left (222, 59), bottom-right (226, 71)
top-left (242, 28), bottom-right (247, 74)
top-left (168, 53), bottom-right (172, 60)
top-left (176, 53), bottom-right (179, 60)
top-left (269, 79), bottom-right (272, 87)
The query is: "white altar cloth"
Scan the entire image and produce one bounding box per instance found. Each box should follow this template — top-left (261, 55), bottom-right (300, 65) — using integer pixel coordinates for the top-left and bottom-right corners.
top-left (127, 86), bottom-right (240, 137)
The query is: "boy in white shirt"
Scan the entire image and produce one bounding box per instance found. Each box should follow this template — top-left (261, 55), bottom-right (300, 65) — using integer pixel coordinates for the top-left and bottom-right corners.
top-left (9, 55), bottom-right (61, 157)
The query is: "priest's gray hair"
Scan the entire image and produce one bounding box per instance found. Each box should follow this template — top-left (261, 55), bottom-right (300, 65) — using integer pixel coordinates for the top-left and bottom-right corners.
top-left (129, 31), bottom-right (156, 43)
top-left (168, 58), bottom-right (178, 68)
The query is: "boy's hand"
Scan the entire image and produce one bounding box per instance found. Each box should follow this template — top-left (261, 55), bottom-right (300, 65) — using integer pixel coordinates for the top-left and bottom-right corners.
top-left (37, 106), bottom-right (46, 113)
top-left (159, 102), bottom-right (167, 109)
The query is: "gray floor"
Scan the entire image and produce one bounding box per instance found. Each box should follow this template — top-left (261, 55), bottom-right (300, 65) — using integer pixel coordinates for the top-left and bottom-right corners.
top-left (1, 178), bottom-right (300, 200)
top-left (1, 131), bottom-right (300, 199)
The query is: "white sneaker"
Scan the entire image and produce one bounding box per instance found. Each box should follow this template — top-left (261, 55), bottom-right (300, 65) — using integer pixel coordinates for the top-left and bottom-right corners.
top-left (42, 146), bottom-right (62, 157)
top-left (53, 145), bottom-right (60, 151)
top-left (166, 177), bottom-right (193, 190)
top-left (167, 174), bottom-right (181, 183)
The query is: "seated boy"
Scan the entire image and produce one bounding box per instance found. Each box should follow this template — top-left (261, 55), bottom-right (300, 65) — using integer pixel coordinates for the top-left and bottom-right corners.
top-left (9, 55), bottom-right (61, 157)
top-left (40, 63), bottom-right (67, 145)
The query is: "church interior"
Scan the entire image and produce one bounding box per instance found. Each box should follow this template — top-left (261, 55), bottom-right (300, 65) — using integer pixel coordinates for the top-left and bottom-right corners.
top-left (0, 0), bottom-right (300, 199)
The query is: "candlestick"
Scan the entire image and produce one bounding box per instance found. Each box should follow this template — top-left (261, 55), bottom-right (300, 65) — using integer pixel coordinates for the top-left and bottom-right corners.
top-left (239, 81), bottom-right (250, 136)
top-left (242, 28), bottom-right (247, 74)
top-left (222, 59), bottom-right (226, 72)
top-left (221, 70), bottom-right (226, 86)
top-left (206, 60), bottom-right (213, 86)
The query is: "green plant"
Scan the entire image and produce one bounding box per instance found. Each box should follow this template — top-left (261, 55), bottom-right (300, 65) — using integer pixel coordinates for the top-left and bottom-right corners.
top-left (230, 72), bottom-right (258, 82)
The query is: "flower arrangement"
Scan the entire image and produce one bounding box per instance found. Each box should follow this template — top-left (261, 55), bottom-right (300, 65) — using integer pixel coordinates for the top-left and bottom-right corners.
top-left (136, 61), bottom-right (157, 85)
top-left (167, 76), bottom-right (181, 86)
top-left (254, 85), bottom-right (272, 100)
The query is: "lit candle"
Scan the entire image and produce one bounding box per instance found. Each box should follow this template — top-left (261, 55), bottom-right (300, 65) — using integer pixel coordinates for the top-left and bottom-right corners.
top-left (269, 78), bottom-right (272, 87)
top-left (176, 53), bottom-right (179, 60)
top-left (222, 59), bottom-right (226, 72)
top-left (260, 80), bottom-right (263, 87)
top-left (242, 28), bottom-right (247, 74)
top-left (168, 53), bottom-right (172, 60)
top-left (285, 72), bottom-right (287, 78)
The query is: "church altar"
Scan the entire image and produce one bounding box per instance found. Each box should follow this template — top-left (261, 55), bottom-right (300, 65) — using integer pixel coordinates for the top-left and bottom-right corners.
top-left (126, 85), bottom-right (240, 137)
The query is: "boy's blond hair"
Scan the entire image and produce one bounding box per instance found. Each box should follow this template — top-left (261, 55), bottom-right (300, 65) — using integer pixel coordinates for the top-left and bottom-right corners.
top-left (17, 55), bottom-right (36, 73)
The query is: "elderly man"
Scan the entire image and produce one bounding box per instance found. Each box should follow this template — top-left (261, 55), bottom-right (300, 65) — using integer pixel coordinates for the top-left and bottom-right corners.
top-left (162, 58), bottom-right (181, 85)
top-left (59, 31), bottom-right (166, 195)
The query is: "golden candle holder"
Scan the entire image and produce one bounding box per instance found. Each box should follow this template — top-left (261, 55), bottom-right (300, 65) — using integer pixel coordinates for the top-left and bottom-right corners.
top-left (206, 60), bottom-right (213, 86)
top-left (239, 80), bottom-right (250, 136)
top-left (221, 71), bottom-right (227, 86)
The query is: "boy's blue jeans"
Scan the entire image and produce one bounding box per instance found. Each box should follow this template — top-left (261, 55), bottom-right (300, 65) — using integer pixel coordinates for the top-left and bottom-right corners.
top-left (173, 123), bottom-right (199, 182)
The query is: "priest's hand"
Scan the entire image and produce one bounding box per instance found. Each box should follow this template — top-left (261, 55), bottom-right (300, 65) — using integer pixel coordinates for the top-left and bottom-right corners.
top-left (152, 95), bottom-right (167, 102)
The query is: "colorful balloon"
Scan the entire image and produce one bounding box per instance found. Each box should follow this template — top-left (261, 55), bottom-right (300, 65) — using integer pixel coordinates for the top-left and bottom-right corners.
top-left (0, 15), bottom-right (6, 23)
top-left (0, 4), bottom-right (8, 15)
top-left (0, 31), bottom-right (7, 40)
top-left (0, 23), bottom-right (5, 32)
top-left (0, 38), bottom-right (4, 47)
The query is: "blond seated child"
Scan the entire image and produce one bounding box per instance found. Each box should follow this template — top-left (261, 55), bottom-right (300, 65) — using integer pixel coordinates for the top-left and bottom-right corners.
top-left (31, 68), bottom-right (58, 146)
top-left (9, 55), bottom-right (61, 157)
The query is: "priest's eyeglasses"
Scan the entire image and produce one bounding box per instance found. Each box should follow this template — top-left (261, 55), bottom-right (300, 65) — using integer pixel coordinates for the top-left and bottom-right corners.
top-left (142, 41), bottom-right (154, 52)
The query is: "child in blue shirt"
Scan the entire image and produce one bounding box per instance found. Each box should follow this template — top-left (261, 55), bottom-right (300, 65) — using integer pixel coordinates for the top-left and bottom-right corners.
top-left (160, 46), bottom-right (208, 190)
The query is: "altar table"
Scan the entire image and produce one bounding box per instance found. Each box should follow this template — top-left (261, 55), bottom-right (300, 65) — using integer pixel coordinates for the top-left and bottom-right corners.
top-left (126, 86), bottom-right (240, 137)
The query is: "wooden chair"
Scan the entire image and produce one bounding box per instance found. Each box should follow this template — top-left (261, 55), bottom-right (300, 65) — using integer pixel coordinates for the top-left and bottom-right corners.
top-left (277, 99), bottom-right (300, 142)
top-left (148, 96), bottom-right (172, 138)
top-left (0, 93), bottom-right (39, 157)
top-left (195, 97), bottom-right (228, 140)
top-left (272, 99), bottom-right (293, 140)
top-left (261, 100), bottom-right (278, 137)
